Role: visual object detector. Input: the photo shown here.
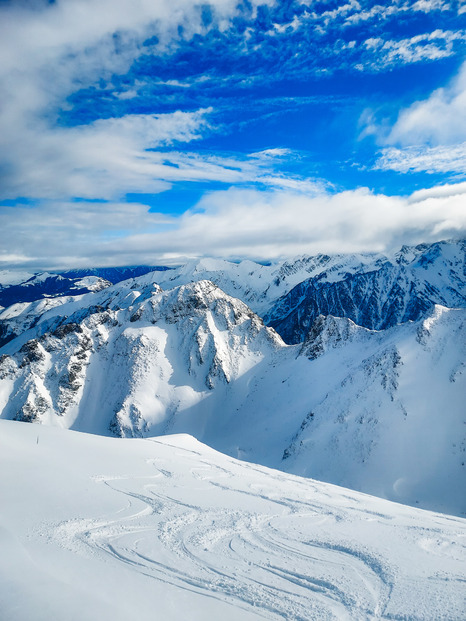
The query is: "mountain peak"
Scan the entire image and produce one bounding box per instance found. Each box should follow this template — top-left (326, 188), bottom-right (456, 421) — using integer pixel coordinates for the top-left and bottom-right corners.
top-left (299, 314), bottom-right (368, 360)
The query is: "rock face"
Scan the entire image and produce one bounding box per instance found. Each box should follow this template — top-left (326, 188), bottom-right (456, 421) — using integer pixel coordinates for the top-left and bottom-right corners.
top-left (299, 315), bottom-right (365, 360)
top-left (265, 240), bottom-right (466, 343)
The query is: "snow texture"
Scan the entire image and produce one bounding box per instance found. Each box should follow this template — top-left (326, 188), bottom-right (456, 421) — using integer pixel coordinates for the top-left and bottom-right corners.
top-left (1, 420), bottom-right (464, 621)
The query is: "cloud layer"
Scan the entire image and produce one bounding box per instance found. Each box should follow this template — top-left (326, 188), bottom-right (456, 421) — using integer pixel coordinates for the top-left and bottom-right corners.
top-left (2, 184), bottom-right (464, 269)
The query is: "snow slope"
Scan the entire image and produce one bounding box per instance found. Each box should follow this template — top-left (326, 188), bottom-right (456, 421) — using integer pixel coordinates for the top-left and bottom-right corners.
top-left (283, 307), bottom-right (466, 517)
top-left (1, 420), bottom-right (464, 621)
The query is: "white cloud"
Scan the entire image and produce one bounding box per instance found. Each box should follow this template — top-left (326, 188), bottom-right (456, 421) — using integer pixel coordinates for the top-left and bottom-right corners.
top-left (409, 181), bottom-right (466, 202)
top-left (344, 0), bottom-right (450, 25)
top-left (411, 0), bottom-right (450, 10)
top-left (369, 60), bottom-right (466, 173)
top-left (249, 148), bottom-right (293, 159)
top-left (0, 199), bottom-right (174, 268)
top-left (271, 1), bottom-right (454, 44)
top-left (362, 30), bottom-right (466, 69)
top-left (1, 122), bottom-right (323, 200)
top-left (1, 0), bottom-right (463, 270)
top-left (387, 61), bottom-right (466, 145)
top-left (1, 110), bottom-right (217, 200)
top-left (0, 0), bottom-right (272, 202)
top-left (2, 186), bottom-right (464, 269)
top-left (375, 142), bottom-right (466, 173)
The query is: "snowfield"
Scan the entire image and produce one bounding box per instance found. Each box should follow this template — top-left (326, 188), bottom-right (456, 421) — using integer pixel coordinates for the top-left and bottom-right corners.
top-left (1, 420), bottom-right (465, 621)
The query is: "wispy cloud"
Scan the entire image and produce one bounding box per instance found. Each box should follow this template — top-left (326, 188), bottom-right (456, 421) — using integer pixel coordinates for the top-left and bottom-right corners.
top-left (1, 109), bottom-right (215, 200)
top-left (0, 1), bottom-right (274, 198)
top-left (1, 0), bottom-right (464, 271)
top-left (344, 0), bottom-right (451, 26)
top-left (361, 29), bottom-right (466, 70)
top-left (375, 143), bottom-right (466, 174)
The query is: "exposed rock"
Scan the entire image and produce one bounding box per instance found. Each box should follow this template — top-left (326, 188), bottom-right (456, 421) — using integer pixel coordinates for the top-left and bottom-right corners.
top-left (19, 340), bottom-right (45, 367)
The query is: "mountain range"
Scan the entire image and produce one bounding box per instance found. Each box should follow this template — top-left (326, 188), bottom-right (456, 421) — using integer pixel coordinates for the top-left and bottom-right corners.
top-left (1, 239), bottom-right (464, 516)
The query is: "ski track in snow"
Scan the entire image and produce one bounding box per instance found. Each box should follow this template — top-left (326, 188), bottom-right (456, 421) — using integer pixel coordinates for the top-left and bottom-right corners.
top-left (45, 439), bottom-right (464, 621)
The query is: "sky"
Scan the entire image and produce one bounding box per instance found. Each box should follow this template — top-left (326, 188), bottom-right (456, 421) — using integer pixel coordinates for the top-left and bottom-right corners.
top-left (0, 0), bottom-right (465, 269)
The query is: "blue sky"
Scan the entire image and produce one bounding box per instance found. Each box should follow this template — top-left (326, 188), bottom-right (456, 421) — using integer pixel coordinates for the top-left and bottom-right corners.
top-left (0, 0), bottom-right (465, 268)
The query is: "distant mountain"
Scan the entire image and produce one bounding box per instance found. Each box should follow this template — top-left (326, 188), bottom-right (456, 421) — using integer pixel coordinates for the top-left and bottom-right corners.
top-left (0, 265), bottom-right (171, 312)
top-left (2, 241), bottom-right (463, 346)
top-left (0, 268), bottom-right (464, 515)
top-left (150, 252), bottom-right (387, 316)
top-left (265, 240), bottom-right (466, 342)
top-left (145, 240), bottom-right (466, 343)
top-left (59, 265), bottom-right (171, 284)
top-left (0, 272), bottom-right (111, 310)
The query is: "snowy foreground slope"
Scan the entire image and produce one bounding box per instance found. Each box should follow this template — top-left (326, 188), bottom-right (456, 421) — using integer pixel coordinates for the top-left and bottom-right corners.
top-left (1, 420), bottom-right (465, 621)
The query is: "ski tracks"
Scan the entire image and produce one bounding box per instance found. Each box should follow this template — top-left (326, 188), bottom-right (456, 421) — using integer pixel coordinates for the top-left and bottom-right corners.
top-left (47, 441), bottom-right (460, 620)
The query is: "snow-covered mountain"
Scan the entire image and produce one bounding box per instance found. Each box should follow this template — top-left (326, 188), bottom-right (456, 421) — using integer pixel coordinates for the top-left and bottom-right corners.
top-left (0, 266), bottom-right (171, 312)
top-left (2, 240), bottom-right (463, 344)
top-left (283, 307), bottom-right (466, 515)
top-left (150, 252), bottom-right (388, 316)
top-left (2, 420), bottom-right (464, 621)
top-left (265, 240), bottom-right (466, 343)
top-left (0, 271), bottom-right (111, 311)
top-left (59, 264), bottom-right (171, 284)
top-left (142, 240), bottom-right (466, 343)
top-left (0, 279), bottom-right (281, 436)
top-left (1, 268), bottom-right (464, 515)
